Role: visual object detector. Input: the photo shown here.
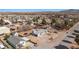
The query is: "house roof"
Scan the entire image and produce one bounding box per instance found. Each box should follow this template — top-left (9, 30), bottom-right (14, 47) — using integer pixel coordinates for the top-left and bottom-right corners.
top-left (7, 36), bottom-right (30, 48)
top-left (64, 37), bottom-right (75, 43)
top-left (21, 37), bottom-right (29, 41)
top-left (59, 41), bottom-right (71, 48)
top-left (3, 20), bottom-right (12, 25)
top-left (55, 44), bottom-right (69, 49)
top-left (74, 24), bottom-right (79, 31)
top-left (0, 27), bottom-right (10, 34)
top-left (32, 29), bottom-right (47, 35)
top-left (7, 36), bottom-right (22, 48)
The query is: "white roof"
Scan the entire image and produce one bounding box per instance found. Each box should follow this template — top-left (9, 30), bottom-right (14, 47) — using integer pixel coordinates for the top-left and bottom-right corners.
top-left (17, 19), bottom-right (22, 21)
top-left (21, 37), bottom-right (29, 41)
top-left (4, 20), bottom-right (12, 25)
top-left (33, 29), bottom-right (47, 35)
top-left (24, 42), bottom-right (34, 48)
top-left (0, 27), bottom-right (10, 34)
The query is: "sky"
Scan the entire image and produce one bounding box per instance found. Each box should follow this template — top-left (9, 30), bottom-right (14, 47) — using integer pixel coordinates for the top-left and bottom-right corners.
top-left (0, 9), bottom-right (64, 12)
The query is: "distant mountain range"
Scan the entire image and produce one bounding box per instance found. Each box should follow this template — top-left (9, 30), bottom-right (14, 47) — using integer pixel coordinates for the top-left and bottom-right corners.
top-left (0, 9), bottom-right (79, 15)
top-left (60, 9), bottom-right (79, 13)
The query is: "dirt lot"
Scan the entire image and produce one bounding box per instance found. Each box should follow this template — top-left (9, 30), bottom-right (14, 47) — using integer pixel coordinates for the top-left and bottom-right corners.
top-left (27, 30), bottom-right (66, 49)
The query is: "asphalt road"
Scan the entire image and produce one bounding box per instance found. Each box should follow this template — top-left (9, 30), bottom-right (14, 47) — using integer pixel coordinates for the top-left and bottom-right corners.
top-left (53, 22), bottom-right (79, 49)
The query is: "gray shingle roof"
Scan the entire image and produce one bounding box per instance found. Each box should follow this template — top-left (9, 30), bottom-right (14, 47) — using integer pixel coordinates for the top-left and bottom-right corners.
top-left (64, 37), bottom-right (75, 43)
top-left (55, 45), bottom-right (69, 49)
top-left (7, 36), bottom-right (22, 48)
top-left (60, 41), bottom-right (70, 47)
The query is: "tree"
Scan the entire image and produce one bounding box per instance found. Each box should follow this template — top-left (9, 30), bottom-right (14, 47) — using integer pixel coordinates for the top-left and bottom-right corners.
top-left (41, 18), bottom-right (47, 25)
top-left (51, 19), bottom-right (56, 25)
top-left (64, 20), bottom-right (68, 26)
top-left (64, 19), bottom-right (74, 29)
top-left (27, 20), bottom-right (32, 25)
top-left (32, 16), bottom-right (40, 23)
top-left (0, 18), bottom-right (4, 26)
top-left (54, 18), bottom-right (65, 30)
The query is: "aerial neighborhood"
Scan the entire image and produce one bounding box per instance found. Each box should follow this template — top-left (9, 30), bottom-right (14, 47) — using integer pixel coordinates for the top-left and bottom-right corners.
top-left (0, 9), bottom-right (79, 49)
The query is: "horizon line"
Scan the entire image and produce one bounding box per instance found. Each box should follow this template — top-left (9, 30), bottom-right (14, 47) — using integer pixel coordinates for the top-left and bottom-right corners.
top-left (0, 9), bottom-right (65, 12)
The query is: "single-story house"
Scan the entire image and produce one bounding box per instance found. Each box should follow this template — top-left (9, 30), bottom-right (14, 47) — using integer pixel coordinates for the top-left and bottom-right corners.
top-left (0, 27), bottom-right (10, 35)
top-left (32, 29), bottom-right (47, 37)
top-left (7, 36), bottom-right (30, 48)
top-left (74, 28), bottom-right (79, 33)
top-left (3, 20), bottom-right (12, 25)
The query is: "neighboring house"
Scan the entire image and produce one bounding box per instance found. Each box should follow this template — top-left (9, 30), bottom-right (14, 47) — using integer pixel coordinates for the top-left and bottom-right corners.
top-left (3, 20), bottom-right (12, 25)
top-left (32, 29), bottom-right (47, 37)
top-left (17, 19), bottom-right (22, 22)
top-left (7, 36), bottom-right (32, 48)
top-left (0, 27), bottom-right (10, 35)
top-left (74, 26), bottom-right (79, 33)
top-left (10, 24), bottom-right (17, 32)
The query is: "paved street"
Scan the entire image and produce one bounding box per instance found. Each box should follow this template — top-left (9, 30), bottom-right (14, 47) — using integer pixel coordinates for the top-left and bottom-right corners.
top-left (53, 22), bottom-right (79, 49)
